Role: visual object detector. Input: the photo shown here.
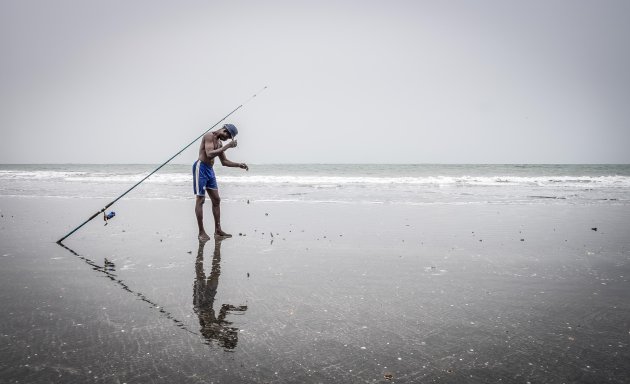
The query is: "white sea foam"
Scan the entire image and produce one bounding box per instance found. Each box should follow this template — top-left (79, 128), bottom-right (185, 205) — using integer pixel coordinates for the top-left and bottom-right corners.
top-left (216, 175), bottom-right (630, 188)
top-left (1, 170), bottom-right (630, 188)
top-left (0, 170), bottom-right (89, 180)
top-left (1, 165), bottom-right (629, 207)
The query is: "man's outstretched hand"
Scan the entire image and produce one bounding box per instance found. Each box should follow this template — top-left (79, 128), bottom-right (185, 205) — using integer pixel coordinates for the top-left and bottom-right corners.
top-left (239, 163), bottom-right (249, 171)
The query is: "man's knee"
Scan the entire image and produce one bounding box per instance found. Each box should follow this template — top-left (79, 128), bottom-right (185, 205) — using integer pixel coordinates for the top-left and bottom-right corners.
top-left (207, 189), bottom-right (221, 206)
top-left (196, 196), bottom-right (205, 205)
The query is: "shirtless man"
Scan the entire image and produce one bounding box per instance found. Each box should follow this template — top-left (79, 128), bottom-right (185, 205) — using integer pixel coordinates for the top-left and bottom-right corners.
top-left (193, 124), bottom-right (248, 241)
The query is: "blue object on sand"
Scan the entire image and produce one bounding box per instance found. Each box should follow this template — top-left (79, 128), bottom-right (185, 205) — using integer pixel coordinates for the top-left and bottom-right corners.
top-left (106, 211), bottom-right (116, 220)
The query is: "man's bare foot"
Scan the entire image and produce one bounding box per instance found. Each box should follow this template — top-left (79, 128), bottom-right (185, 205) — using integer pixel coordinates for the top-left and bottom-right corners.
top-left (198, 232), bottom-right (211, 242)
top-left (215, 230), bottom-right (232, 238)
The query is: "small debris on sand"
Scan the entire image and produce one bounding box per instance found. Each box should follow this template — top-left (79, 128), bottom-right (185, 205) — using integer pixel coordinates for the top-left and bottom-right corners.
top-left (247, 200), bottom-right (250, 204)
top-left (247, 272), bottom-right (250, 278)
top-left (265, 213), bottom-right (269, 216)
top-left (520, 239), bottom-right (525, 242)
top-left (239, 233), bottom-right (242, 236)
top-left (384, 372), bottom-right (394, 381)
top-left (187, 251), bottom-right (192, 254)
top-left (591, 227), bottom-right (598, 231)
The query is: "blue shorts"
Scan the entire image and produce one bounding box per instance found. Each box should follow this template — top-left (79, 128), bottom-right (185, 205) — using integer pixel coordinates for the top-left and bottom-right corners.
top-left (192, 160), bottom-right (218, 196)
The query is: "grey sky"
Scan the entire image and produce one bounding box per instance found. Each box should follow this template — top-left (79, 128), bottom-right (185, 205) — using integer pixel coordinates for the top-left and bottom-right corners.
top-left (2, 0), bottom-right (629, 164)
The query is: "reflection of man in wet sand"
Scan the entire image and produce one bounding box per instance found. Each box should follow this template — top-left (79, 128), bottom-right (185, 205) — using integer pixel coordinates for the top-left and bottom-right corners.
top-left (193, 238), bottom-right (247, 350)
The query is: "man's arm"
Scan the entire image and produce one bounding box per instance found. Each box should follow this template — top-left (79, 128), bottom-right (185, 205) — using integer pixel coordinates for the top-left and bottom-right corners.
top-left (205, 136), bottom-right (236, 159)
top-left (219, 151), bottom-right (248, 170)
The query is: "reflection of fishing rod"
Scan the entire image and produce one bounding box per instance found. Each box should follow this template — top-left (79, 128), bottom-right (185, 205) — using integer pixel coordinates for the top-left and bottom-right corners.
top-left (57, 86), bottom-right (268, 244)
top-left (58, 242), bottom-right (199, 336)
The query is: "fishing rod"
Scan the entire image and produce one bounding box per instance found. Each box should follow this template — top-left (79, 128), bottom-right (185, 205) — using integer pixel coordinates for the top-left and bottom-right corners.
top-left (57, 86), bottom-right (268, 244)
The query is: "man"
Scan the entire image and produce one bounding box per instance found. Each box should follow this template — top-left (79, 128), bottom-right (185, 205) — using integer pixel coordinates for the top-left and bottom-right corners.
top-left (193, 123), bottom-right (248, 241)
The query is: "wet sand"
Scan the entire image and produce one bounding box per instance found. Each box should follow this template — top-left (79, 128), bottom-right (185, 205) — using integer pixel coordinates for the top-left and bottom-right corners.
top-left (1, 196), bottom-right (629, 383)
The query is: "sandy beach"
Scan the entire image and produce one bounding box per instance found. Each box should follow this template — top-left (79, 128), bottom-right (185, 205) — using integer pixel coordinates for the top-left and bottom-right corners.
top-left (1, 195), bottom-right (628, 383)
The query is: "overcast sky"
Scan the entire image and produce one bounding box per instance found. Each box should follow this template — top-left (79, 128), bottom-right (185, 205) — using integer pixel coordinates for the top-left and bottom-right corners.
top-left (1, 0), bottom-right (629, 164)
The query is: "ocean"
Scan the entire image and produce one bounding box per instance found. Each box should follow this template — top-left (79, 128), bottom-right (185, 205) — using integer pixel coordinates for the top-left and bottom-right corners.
top-left (1, 164), bottom-right (629, 205)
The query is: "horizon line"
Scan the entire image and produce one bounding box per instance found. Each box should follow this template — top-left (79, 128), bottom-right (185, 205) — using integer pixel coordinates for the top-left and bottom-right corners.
top-left (1, 162), bottom-right (629, 166)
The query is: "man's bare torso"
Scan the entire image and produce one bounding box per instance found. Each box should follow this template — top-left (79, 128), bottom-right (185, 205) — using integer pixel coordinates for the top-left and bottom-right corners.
top-left (198, 132), bottom-right (221, 166)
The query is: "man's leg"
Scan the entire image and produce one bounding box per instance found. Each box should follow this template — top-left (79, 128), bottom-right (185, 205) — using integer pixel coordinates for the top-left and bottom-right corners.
top-left (195, 195), bottom-right (211, 242)
top-left (207, 188), bottom-right (231, 237)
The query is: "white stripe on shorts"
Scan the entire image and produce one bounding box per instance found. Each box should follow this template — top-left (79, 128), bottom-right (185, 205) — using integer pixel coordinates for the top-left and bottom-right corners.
top-left (195, 160), bottom-right (201, 195)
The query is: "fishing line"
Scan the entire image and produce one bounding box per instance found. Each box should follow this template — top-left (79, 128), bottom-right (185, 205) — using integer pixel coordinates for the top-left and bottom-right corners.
top-left (57, 86), bottom-right (268, 244)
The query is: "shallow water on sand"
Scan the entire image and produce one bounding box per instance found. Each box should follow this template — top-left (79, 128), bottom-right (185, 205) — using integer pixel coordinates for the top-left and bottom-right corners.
top-left (1, 197), bottom-right (629, 383)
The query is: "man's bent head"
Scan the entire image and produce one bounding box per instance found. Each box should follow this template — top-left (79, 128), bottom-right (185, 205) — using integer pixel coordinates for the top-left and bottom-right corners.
top-left (221, 124), bottom-right (238, 140)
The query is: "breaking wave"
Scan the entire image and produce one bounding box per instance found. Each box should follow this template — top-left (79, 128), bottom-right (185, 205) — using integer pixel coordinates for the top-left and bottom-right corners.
top-left (1, 170), bottom-right (629, 189)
